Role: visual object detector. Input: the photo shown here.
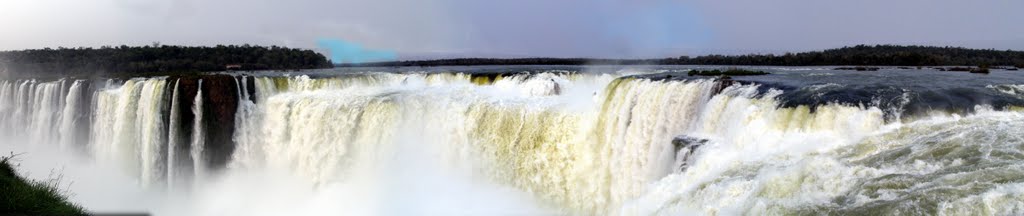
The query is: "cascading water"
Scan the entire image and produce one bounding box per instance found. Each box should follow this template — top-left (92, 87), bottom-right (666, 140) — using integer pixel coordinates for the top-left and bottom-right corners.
top-left (191, 79), bottom-right (206, 181)
top-left (58, 80), bottom-right (87, 150)
top-left (167, 79), bottom-right (184, 190)
top-left (2, 67), bottom-right (1024, 215)
top-left (91, 78), bottom-right (171, 187)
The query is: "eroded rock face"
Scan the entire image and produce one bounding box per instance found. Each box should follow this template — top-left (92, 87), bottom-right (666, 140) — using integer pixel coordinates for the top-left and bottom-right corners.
top-left (712, 77), bottom-right (736, 95)
top-left (672, 135), bottom-right (707, 172)
top-left (168, 74), bottom-right (239, 172)
top-left (198, 75), bottom-right (239, 170)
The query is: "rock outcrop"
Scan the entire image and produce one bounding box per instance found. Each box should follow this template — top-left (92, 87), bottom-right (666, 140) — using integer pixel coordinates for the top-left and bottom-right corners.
top-left (167, 74), bottom-right (240, 172)
top-left (672, 135), bottom-right (707, 172)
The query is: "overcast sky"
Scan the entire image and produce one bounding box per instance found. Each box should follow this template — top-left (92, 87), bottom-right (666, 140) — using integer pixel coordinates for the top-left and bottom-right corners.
top-left (2, 0), bottom-right (1023, 59)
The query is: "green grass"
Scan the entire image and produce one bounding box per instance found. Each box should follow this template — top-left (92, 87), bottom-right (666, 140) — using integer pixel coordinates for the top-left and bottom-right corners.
top-left (1, 155), bottom-right (86, 216)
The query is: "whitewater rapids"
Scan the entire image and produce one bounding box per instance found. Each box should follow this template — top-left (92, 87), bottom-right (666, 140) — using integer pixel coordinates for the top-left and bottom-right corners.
top-left (2, 69), bottom-right (1024, 215)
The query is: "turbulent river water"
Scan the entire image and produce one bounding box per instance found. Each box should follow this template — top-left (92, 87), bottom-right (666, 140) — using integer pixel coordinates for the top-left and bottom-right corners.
top-left (2, 66), bottom-right (1024, 215)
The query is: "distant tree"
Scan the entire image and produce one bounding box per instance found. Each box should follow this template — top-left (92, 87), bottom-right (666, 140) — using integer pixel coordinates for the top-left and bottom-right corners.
top-left (350, 45), bottom-right (1024, 67)
top-left (0, 45), bottom-right (333, 78)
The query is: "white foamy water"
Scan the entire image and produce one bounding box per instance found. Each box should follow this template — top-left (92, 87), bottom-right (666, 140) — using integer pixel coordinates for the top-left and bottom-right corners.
top-left (2, 71), bottom-right (1024, 215)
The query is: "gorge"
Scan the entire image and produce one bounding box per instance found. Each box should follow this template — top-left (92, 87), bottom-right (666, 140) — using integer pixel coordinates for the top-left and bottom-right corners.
top-left (2, 66), bottom-right (1024, 215)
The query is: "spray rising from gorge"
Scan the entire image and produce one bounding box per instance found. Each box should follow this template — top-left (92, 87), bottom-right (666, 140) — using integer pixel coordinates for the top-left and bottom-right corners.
top-left (2, 67), bottom-right (1024, 215)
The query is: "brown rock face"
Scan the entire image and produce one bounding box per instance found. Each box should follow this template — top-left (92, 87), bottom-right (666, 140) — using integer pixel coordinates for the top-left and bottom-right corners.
top-left (168, 74), bottom-right (240, 172)
top-left (712, 77), bottom-right (736, 95)
top-left (672, 136), bottom-right (707, 172)
top-left (199, 75), bottom-right (239, 170)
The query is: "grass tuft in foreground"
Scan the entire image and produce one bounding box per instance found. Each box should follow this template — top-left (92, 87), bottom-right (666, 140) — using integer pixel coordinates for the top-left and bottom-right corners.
top-left (1, 154), bottom-right (86, 216)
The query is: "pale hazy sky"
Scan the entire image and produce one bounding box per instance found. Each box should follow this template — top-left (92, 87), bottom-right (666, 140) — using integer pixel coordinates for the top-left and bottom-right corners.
top-left (1, 0), bottom-right (1023, 58)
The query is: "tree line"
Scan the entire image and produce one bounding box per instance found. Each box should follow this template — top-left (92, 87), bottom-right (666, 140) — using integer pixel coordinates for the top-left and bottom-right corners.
top-left (3, 44), bottom-right (1022, 78)
top-left (349, 45), bottom-right (1024, 67)
top-left (0, 44), bottom-right (333, 78)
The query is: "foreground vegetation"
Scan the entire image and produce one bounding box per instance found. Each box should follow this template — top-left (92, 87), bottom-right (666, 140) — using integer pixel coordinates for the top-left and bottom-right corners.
top-left (0, 44), bottom-right (333, 78)
top-left (351, 45), bottom-right (1024, 67)
top-left (0, 156), bottom-right (86, 215)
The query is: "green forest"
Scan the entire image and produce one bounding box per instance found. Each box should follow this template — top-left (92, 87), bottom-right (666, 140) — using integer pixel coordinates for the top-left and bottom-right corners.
top-left (351, 45), bottom-right (1024, 67)
top-left (3, 45), bottom-right (1023, 78)
top-left (0, 44), bottom-right (332, 78)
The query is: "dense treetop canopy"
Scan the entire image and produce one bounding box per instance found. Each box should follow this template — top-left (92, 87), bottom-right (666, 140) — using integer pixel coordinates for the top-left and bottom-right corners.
top-left (0, 44), bottom-right (332, 78)
top-left (3, 44), bottom-right (1022, 79)
top-left (351, 45), bottom-right (1024, 67)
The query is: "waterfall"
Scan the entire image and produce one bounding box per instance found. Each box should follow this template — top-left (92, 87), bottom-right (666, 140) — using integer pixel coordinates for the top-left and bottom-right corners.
top-left (28, 80), bottom-right (64, 146)
top-left (90, 78), bottom-right (170, 186)
top-left (620, 84), bottom-right (886, 215)
top-left (3, 70), bottom-right (1024, 215)
top-left (137, 79), bottom-right (168, 187)
top-left (58, 80), bottom-right (86, 150)
top-left (0, 79), bottom-right (89, 148)
top-left (191, 79), bottom-right (206, 180)
top-left (167, 79), bottom-right (183, 189)
top-left (222, 74), bottom-right (747, 214)
top-left (231, 76), bottom-right (262, 169)
top-left (592, 78), bottom-right (717, 210)
top-left (219, 73), bottom-right (912, 214)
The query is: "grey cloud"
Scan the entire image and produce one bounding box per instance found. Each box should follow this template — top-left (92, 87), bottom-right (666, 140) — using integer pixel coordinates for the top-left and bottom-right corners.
top-left (1, 0), bottom-right (1022, 58)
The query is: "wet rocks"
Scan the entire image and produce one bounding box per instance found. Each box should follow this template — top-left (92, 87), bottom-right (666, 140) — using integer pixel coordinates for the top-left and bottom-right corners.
top-left (688, 69), bottom-right (770, 76)
top-left (936, 66), bottom-right (991, 74)
top-left (835, 66), bottom-right (880, 71)
top-left (167, 74), bottom-right (240, 172)
top-left (712, 77), bottom-right (736, 95)
top-left (672, 135), bottom-right (707, 172)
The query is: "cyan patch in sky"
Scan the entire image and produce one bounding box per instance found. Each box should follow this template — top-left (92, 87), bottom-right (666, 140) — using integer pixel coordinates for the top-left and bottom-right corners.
top-left (317, 38), bottom-right (397, 64)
